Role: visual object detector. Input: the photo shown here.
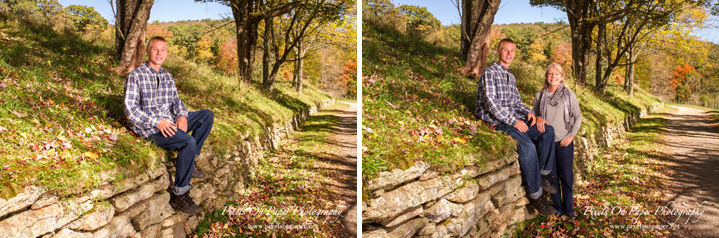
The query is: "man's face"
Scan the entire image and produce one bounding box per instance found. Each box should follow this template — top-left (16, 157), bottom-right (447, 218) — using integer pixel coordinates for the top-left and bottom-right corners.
top-left (497, 42), bottom-right (516, 66)
top-left (147, 40), bottom-right (168, 67)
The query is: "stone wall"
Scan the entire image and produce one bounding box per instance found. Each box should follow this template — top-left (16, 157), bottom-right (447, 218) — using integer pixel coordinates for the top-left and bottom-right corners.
top-left (0, 99), bottom-right (335, 238)
top-left (361, 102), bottom-right (664, 238)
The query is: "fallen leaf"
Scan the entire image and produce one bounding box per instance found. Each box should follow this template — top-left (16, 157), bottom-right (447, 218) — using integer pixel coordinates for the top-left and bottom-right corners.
top-left (10, 110), bottom-right (25, 118)
top-left (363, 126), bottom-right (374, 134)
top-left (83, 151), bottom-right (99, 159)
top-left (0, 82), bottom-right (6, 90)
top-left (453, 137), bottom-right (468, 144)
top-left (385, 101), bottom-right (399, 109)
top-left (109, 134), bottom-right (118, 141)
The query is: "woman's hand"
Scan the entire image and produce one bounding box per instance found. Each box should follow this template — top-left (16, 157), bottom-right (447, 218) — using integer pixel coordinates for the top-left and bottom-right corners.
top-left (560, 135), bottom-right (574, 147)
top-left (536, 116), bottom-right (550, 133)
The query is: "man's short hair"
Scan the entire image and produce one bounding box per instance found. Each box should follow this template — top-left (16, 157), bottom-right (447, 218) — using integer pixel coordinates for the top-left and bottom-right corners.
top-left (497, 38), bottom-right (515, 50)
top-left (147, 36), bottom-right (167, 50)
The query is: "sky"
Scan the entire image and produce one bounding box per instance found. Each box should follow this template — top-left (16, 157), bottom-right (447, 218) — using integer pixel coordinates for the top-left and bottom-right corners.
top-left (57, 0), bottom-right (719, 43)
top-left (390, 0), bottom-right (567, 26)
top-left (57, 0), bottom-right (232, 23)
top-left (390, 0), bottom-right (719, 44)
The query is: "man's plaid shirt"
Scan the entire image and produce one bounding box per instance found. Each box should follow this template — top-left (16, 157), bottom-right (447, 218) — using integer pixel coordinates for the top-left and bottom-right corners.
top-left (123, 62), bottom-right (188, 138)
top-left (475, 62), bottom-right (533, 127)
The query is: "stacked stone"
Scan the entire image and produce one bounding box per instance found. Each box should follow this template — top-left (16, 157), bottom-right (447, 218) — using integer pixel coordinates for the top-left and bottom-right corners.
top-left (362, 152), bottom-right (529, 238)
top-left (0, 99), bottom-right (335, 238)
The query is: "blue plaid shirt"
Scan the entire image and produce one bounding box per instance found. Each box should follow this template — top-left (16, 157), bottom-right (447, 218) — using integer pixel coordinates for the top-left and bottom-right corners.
top-left (123, 62), bottom-right (188, 138)
top-left (475, 62), bottom-right (533, 127)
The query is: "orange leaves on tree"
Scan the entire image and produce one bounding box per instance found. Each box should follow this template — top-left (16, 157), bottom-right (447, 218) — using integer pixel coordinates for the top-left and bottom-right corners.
top-left (216, 38), bottom-right (238, 75)
top-left (671, 63), bottom-right (695, 101)
top-left (551, 42), bottom-right (572, 74)
top-left (146, 24), bottom-right (173, 40)
top-left (671, 63), bottom-right (694, 87)
top-left (340, 59), bottom-right (357, 97)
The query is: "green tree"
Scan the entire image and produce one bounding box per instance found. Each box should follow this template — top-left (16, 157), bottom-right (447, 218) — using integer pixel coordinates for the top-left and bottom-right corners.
top-left (65, 5), bottom-right (107, 31)
top-left (167, 24), bottom-right (205, 59)
top-left (261, 0), bottom-right (351, 90)
top-left (362, 0), bottom-right (394, 19)
top-left (396, 4), bottom-right (440, 35)
top-left (530, 0), bottom-right (642, 86)
top-left (500, 26), bottom-right (539, 51)
top-left (3, 0), bottom-right (63, 22)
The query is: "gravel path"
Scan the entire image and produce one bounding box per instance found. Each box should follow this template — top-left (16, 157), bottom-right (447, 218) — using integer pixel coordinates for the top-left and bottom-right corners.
top-left (664, 106), bottom-right (719, 238)
top-left (329, 101), bottom-right (358, 237)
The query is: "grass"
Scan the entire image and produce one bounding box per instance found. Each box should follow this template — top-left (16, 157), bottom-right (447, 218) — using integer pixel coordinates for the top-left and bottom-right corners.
top-left (361, 19), bottom-right (661, 185)
top-left (0, 15), bottom-right (331, 199)
top-left (516, 106), bottom-right (678, 237)
top-left (193, 102), bottom-right (353, 237)
top-left (361, 21), bottom-right (516, 182)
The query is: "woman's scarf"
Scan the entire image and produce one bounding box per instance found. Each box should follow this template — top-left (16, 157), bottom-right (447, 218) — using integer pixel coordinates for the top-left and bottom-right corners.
top-left (539, 84), bottom-right (576, 131)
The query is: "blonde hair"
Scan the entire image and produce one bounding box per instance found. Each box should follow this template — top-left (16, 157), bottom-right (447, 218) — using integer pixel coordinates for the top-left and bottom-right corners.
top-left (542, 63), bottom-right (566, 91)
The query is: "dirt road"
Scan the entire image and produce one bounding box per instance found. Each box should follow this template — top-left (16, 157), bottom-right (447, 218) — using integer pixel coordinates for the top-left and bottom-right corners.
top-left (664, 106), bottom-right (719, 238)
top-left (329, 101), bottom-right (358, 237)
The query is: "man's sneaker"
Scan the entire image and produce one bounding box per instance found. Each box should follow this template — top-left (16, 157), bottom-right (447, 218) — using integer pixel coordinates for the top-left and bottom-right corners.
top-left (192, 162), bottom-right (206, 179)
top-left (541, 175), bottom-right (557, 194)
top-left (170, 192), bottom-right (201, 214)
top-left (529, 193), bottom-right (557, 216)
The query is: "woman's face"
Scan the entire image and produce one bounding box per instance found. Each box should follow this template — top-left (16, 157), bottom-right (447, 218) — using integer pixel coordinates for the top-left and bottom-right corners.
top-left (547, 67), bottom-right (563, 89)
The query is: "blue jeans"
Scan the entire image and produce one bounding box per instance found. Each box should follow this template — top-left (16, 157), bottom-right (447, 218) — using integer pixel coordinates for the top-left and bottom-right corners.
top-left (495, 120), bottom-right (555, 199)
top-left (148, 109), bottom-right (214, 195)
top-left (550, 141), bottom-right (574, 215)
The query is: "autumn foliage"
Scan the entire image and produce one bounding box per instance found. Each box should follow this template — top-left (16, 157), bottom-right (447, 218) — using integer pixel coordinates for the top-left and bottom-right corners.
top-left (340, 59), bottom-right (357, 98)
top-left (215, 38), bottom-right (238, 75)
top-left (672, 63), bottom-right (695, 101)
top-left (146, 23), bottom-right (173, 40)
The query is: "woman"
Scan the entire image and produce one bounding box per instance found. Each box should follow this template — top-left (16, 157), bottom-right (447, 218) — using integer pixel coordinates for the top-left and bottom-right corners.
top-left (533, 63), bottom-right (582, 218)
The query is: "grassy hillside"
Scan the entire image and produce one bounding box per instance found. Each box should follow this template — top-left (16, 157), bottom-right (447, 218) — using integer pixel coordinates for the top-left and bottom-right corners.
top-left (361, 20), bottom-right (661, 181)
top-left (0, 16), bottom-right (331, 199)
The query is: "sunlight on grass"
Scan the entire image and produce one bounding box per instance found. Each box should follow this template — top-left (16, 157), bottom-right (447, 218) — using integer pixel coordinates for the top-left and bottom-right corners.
top-left (194, 103), bottom-right (351, 237)
top-left (0, 17), bottom-right (330, 199)
top-left (518, 106), bottom-right (678, 237)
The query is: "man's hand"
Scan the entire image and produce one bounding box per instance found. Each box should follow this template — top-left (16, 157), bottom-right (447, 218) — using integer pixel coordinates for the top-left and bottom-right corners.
top-left (536, 116), bottom-right (550, 133)
top-left (176, 116), bottom-right (188, 132)
top-left (560, 135), bottom-right (574, 147)
top-left (527, 113), bottom-right (536, 127)
top-left (158, 119), bottom-right (177, 137)
top-left (514, 120), bottom-right (529, 133)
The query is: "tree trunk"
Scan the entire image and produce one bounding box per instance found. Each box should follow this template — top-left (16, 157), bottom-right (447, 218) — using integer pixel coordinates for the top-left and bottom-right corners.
top-left (461, 0), bottom-right (500, 78)
top-left (292, 45), bottom-right (300, 88)
top-left (262, 17), bottom-right (272, 85)
top-left (115, 0), bottom-right (153, 75)
top-left (296, 38), bottom-right (305, 94)
top-left (565, 0), bottom-right (594, 86)
top-left (231, 0), bottom-right (261, 84)
top-left (595, 23), bottom-right (605, 93)
top-left (625, 44), bottom-right (637, 98)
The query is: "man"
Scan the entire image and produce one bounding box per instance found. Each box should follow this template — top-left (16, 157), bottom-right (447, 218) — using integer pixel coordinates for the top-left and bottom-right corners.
top-left (124, 36), bottom-right (214, 215)
top-left (475, 38), bottom-right (557, 215)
